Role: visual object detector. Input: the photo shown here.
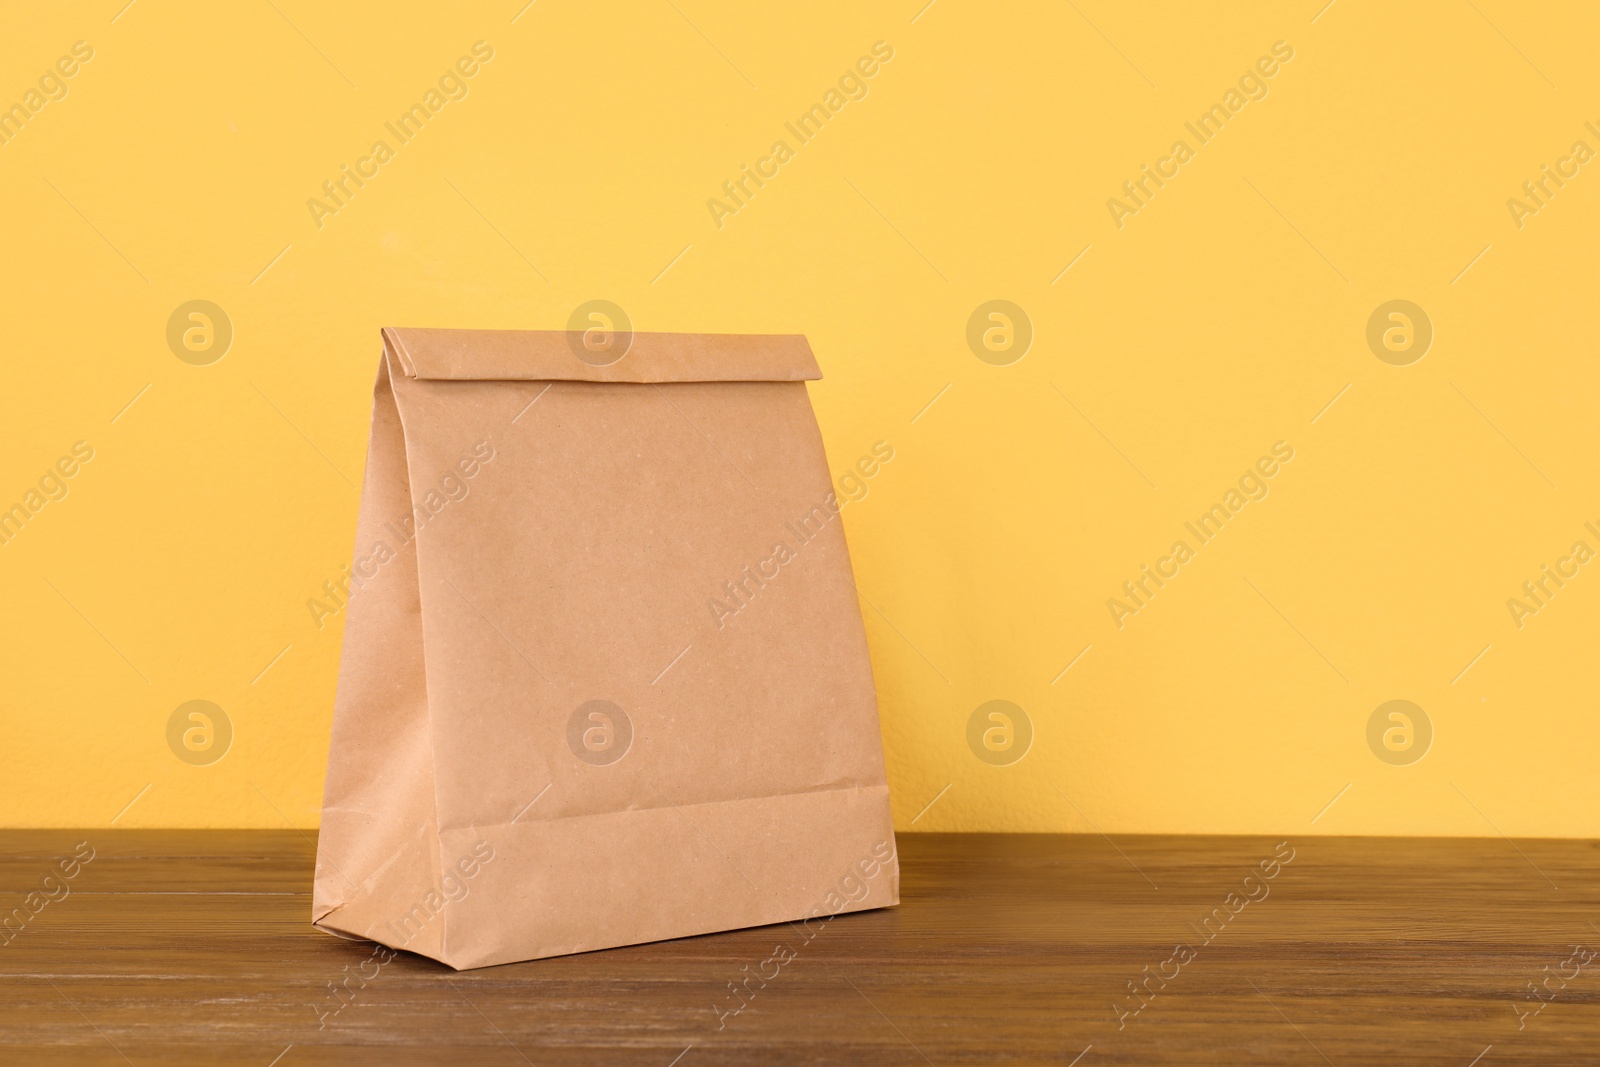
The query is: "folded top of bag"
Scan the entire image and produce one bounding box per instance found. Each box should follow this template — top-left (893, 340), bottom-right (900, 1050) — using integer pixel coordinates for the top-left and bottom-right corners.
top-left (382, 327), bottom-right (822, 383)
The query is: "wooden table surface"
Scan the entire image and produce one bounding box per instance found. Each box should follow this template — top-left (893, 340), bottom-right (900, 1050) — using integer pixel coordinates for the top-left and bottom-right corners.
top-left (2, 830), bottom-right (1596, 1065)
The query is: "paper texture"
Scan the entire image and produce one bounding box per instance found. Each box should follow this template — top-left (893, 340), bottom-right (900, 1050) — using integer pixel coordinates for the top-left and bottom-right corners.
top-left (313, 328), bottom-right (898, 968)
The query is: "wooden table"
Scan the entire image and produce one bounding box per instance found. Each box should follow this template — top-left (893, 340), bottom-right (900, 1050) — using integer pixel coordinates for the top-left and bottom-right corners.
top-left (2, 831), bottom-right (1595, 1064)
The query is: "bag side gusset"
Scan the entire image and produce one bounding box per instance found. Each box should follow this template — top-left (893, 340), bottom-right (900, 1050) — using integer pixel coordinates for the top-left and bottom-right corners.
top-left (312, 351), bottom-right (449, 961)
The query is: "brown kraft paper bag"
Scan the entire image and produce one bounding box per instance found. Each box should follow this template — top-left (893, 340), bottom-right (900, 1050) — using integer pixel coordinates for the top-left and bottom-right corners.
top-left (313, 326), bottom-right (899, 968)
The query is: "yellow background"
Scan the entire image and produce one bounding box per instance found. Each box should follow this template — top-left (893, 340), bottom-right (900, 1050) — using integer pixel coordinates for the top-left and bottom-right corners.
top-left (3, 1), bottom-right (1596, 834)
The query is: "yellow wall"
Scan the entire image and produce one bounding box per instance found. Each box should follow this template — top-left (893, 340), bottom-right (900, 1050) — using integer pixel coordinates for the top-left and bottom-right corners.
top-left (4, 1), bottom-right (1596, 834)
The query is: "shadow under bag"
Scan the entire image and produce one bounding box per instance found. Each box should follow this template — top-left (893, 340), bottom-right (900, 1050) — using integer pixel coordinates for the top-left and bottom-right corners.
top-left (313, 327), bottom-right (898, 968)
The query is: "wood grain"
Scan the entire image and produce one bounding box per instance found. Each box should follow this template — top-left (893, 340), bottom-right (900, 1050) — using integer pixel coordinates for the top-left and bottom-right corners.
top-left (1, 831), bottom-right (1596, 1065)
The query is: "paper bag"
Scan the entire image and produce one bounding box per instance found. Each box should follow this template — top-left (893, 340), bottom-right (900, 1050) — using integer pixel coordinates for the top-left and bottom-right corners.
top-left (313, 327), bottom-right (898, 968)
